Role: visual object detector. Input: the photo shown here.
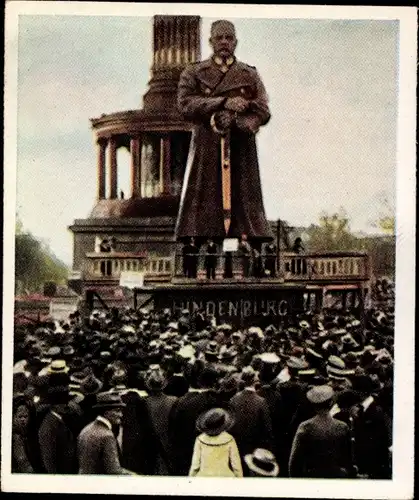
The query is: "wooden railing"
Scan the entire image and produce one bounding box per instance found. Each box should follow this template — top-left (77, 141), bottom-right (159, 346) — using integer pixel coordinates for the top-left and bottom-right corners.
top-left (81, 250), bottom-right (370, 283)
top-left (83, 252), bottom-right (172, 280)
top-left (280, 251), bottom-right (370, 281)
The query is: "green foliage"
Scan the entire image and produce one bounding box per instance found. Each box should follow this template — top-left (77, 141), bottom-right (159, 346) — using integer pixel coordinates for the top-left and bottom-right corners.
top-left (306, 209), bottom-right (361, 252)
top-left (15, 219), bottom-right (68, 294)
top-left (305, 209), bottom-right (395, 277)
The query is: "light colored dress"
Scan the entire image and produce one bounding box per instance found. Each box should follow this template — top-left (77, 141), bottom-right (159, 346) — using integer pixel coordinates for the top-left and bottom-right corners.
top-left (189, 431), bottom-right (243, 477)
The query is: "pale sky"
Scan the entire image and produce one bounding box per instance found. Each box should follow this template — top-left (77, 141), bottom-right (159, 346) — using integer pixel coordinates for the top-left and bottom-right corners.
top-left (15, 12), bottom-right (399, 265)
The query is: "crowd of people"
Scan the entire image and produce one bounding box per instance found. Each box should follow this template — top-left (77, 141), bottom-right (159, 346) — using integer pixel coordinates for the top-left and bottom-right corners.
top-left (12, 279), bottom-right (394, 478)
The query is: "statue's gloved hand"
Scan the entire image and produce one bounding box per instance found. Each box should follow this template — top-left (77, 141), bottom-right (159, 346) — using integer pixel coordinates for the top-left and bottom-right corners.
top-left (236, 114), bottom-right (260, 134)
top-left (225, 96), bottom-right (249, 113)
top-left (211, 110), bottom-right (234, 133)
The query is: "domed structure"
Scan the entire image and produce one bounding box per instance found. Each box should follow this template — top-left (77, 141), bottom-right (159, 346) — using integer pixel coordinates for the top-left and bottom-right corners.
top-left (69, 16), bottom-right (201, 300)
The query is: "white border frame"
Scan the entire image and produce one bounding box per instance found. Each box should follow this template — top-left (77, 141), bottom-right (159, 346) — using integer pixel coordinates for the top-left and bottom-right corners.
top-left (2, 3), bottom-right (416, 498)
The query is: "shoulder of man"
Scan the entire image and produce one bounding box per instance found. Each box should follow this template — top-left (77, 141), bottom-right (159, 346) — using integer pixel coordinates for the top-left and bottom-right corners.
top-left (182, 58), bottom-right (213, 74)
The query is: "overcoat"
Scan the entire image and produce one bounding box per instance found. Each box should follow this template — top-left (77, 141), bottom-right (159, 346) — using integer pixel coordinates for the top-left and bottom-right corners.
top-left (38, 410), bottom-right (78, 474)
top-left (229, 389), bottom-right (274, 457)
top-left (145, 393), bottom-right (178, 475)
top-left (77, 418), bottom-right (131, 475)
top-left (288, 414), bottom-right (352, 478)
top-left (176, 57), bottom-right (273, 241)
top-left (352, 398), bottom-right (392, 479)
top-left (189, 431), bottom-right (243, 477)
top-left (168, 389), bottom-right (222, 475)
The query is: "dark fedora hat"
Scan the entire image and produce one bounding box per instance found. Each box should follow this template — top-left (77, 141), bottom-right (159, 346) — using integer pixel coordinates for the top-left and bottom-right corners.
top-left (46, 384), bottom-right (71, 404)
top-left (80, 374), bottom-right (103, 395)
top-left (62, 345), bottom-right (75, 356)
top-left (218, 348), bottom-right (238, 361)
top-left (244, 448), bottom-right (279, 477)
top-left (93, 391), bottom-right (126, 409)
top-left (196, 407), bottom-right (234, 436)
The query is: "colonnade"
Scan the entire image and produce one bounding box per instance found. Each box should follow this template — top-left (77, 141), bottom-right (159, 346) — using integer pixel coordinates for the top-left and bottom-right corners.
top-left (153, 16), bottom-right (200, 69)
top-left (96, 134), bottom-right (172, 200)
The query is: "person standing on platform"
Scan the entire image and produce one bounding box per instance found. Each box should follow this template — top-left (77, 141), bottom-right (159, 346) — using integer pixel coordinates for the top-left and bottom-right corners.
top-left (264, 241), bottom-right (277, 277)
top-left (182, 237), bottom-right (199, 278)
top-left (175, 20), bottom-right (273, 244)
top-left (238, 233), bottom-right (252, 278)
top-left (204, 239), bottom-right (218, 279)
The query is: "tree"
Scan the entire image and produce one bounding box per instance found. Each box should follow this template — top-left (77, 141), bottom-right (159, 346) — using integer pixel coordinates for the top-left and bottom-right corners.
top-left (370, 193), bottom-right (395, 235)
top-left (15, 218), bottom-right (69, 293)
top-left (305, 209), bottom-right (360, 252)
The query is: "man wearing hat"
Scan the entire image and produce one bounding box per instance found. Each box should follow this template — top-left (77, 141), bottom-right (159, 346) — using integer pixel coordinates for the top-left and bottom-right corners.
top-left (350, 374), bottom-right (392, 479)
top-left (77, 392), bottom-right (135, 474)
top-left (256, 353), bottom-right (284, 466)
top-left (274, 355), bottom-right (314, 475)
top-left (144, 366), bottom-right (178, 475)
top-left (37, 380), bottom-right (79, 474)
top-left (168, 366), bottom-right (222, 475)
top-left (288, 385), bottom-right (353, 478)
top-left (229, 366), bottom-right (274, 471)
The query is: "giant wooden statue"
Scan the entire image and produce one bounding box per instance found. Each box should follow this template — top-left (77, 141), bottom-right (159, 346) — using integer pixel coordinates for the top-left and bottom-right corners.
top-left (175, 20), bottom-right (273, 243)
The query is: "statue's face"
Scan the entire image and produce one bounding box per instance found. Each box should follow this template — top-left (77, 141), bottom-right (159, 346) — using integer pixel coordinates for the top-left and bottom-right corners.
top-left (210, 22), bottom-right (237, 59)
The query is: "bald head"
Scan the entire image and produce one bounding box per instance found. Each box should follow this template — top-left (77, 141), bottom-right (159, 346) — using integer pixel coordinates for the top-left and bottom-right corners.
top-left (209, 20), bottom-right (237, 60)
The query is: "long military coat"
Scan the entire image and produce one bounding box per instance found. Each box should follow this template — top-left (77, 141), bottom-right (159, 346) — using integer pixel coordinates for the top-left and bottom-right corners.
top-left (176, 57), bottom-right (273, 241)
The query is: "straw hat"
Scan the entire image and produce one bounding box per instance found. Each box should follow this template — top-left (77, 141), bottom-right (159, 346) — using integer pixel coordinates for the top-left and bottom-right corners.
top-left (244, 448), bottom-right (279, 477)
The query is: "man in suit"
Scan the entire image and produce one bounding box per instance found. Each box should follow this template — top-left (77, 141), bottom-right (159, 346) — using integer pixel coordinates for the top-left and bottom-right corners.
top-left (168, 367), bottom-right (221, 476)
top-left (175, 20), bottom-right (273, 243)
top-left (264, 241), bottom-right (277, 277)
top-left (229, 366), bottom-right (274, 469)
top-left (204, 239), bottom-right (218, 279)
top-left (288, 385), bottom-right (353, 478)
top-left (37, 383), bottom-right (79, 474)
top-left (275, 356), bottom-right (310, 476)
top-left (182, 237), bottom-right (199, 278)
top-left (77, 392), bottom-right (135, 475)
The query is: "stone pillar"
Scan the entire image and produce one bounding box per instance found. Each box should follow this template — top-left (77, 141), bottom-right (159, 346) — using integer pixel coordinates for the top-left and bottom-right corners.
top-left (162, 18), bottom-right (168, 66)
top-left (162, 135), bottom-right (171, 195)
top-left (108, 137), bottom-right (117, 199)
top-left (175, 17), bottom-right (181, 65)
top-left (97, 138), bottom-right (107, 200)
top-left (130, 137), bottom-right (141, 198)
